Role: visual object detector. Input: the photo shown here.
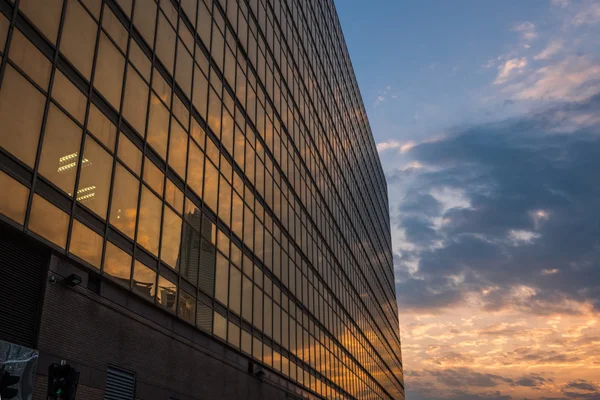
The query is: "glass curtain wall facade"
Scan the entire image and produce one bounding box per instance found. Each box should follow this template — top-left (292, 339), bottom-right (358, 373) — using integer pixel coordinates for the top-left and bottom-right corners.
top-left (0, 0), bottom-right (403, 398)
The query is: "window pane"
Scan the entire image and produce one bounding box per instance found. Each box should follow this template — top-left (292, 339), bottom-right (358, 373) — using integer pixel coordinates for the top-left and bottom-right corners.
top-left (178, 290), bottom-right (196, 324)
top-left (147, 94), bottom-right (169, 159)
top-left (0, 171), bottom-right (29, 225)
top-left (137, 186), bottom-right (161, 255)
top-left (157, 275), bottom-right (177, 312)
top-left (69, 220), bottom-right (102, 268)
top-left (133, 0), bottom-right (156, 46)
top-left (227, 321), bottom-right (240, 349)
top-left (117, 133), bottom-right (142, 175)
top-left (165, 179), bottom-right (183, 214)
top-left (192, 66), bottom-right (208, 118)
top-left (199, 238), bottom-right (215, 295)
top-left (0, 14), bottom-right (8, 53)
top-left (253, 285), bottom-right (262, 329)
top-left (242, 275), bottom-right (252, 322)
top-left (104, 241), bottom-right (132, 285)
top-left (214, 252), bottom-right (228, 305)
top-left (186, 140), bottom-right (204, 197)
top-left (61, 0), bottom-right (97, 79)
top-left (203, 160), bottom-right (218, 212)
top-left (19, 0), bottom-right (63, 44)
top-left (180, 223), bottom-right (200, 285)
top-left (132, 260), bottom-right (156, 299)
top-left (196, 300), bottom-right (212, 332)
top-left (122, 68), bottom-right (148, 136)
top-left (156, 13), bottom-right (176, 74)
top-left (213, 311), bottom-right (227, 340)
top-left (102, 5), bottom-right (127, 51)
top-left (142, 157), bottom-right (164, 195)
top-left (228, 266), bottom-right (241, 315)
top-left (110, 164), bottom-right (139, 238)
top-left (52, 70), bottom-right (86, 123)
top-left (218, 176), bottom-right (231, 226)
top-left (77, 136), bottom-right (112, 218)
top-left (87, 104), bottom-right (117, 151)
top-left (175, 42), bottom-right (193, 97)
top-left (241, 330), bottom-right (252, 354)
top-left (161, 205), bottom-right (182, 269)
top-left (0, 66), bottom-right (45, 167)
top-left (168, 119), bottom-right (188, 179)
top-left (38, 104), bottom-right (83, 195)
top-left (9, 29), bottom-right (51, 89)
top-left (94, 32), bottom-right (125, 108)
top-left (28, 195), bottom-right (69, 248)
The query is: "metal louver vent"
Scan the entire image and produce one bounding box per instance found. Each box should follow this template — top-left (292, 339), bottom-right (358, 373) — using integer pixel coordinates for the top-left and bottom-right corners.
top-left (104, 367), bottom-right (135, 400)
top-left (0, 225), bottom-right (49, 348)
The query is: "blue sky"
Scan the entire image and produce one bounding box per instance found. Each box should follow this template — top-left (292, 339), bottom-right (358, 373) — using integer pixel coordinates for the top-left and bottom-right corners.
top-left (337, 1), bottom-right (600, 399)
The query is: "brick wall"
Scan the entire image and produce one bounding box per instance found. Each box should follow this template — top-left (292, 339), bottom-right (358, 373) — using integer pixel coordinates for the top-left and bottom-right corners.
top-left (33, 259), bottom-right (304, 400)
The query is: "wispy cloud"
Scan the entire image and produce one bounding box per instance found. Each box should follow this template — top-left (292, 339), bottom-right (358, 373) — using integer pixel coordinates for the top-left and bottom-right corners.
top-left (534, 39), bottom-right (564, 60)
top-left (494, 58), bottom-right (528, 84)
top-left (512, 21), bottom-right (537, 41)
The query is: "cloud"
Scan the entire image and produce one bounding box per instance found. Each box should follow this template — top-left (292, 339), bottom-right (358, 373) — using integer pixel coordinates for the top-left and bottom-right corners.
top-left (513, 21), bottom-right (538, 41)
top-left (571, 2), bottom-right (600, 26)
top-left (563, 379), bottom-right (598, 392)
top-left (534, 40), bottom-right (564, 61)
top-left (494, 58), bottom-right (528, 84)
top-left (392, 92), bottom-right (600, 316)
top-left (512, 55), bottom-right (600, 101)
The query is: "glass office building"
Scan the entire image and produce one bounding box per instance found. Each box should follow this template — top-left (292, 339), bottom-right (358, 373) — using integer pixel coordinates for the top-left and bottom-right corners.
top-left (0, 0), bottom-right (403, 399)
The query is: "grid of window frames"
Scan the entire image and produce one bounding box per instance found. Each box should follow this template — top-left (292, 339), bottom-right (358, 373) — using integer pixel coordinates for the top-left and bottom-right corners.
top-left (0, 0), bottom-right (404, 398)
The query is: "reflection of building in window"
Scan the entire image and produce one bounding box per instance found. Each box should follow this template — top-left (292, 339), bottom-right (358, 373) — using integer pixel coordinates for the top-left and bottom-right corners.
top-left (132, 280), bottom-right (153, 298)
top-left (157, 285), bottom-right (176, 309)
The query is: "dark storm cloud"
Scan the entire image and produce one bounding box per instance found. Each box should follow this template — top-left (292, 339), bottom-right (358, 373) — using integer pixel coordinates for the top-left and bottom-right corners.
top-left (563, 379), bottom-right (598, 392)
top-left (393, 92), bottom-right (600, 314)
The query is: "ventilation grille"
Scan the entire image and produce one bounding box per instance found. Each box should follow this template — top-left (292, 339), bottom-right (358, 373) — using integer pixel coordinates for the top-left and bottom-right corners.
top-left (104, 367), bottom-right (135, 400)
top-left (0, 224), bottom-right (49, 347)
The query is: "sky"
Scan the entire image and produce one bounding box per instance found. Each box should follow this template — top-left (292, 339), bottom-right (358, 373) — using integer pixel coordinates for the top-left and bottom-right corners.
top-left (336, 1), bottom-right (600, 399)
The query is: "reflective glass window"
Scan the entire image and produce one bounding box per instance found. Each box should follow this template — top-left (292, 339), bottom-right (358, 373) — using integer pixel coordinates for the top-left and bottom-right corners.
top-left (228, 265), bottom-right (241, 315)
top-left (157, 275), bottom-right (177, 312)
top-left (165, 179), bottom-right (183, 214)
top-left (122, 68), bottom-right (148, 136)
top-left (161, 205), bottom-right (182, 269)
top-left (178, 290), bottom-right (196, 324)
top-left (0, 66), bottom-right (45, 167)
top-left (19, 0), bottom-right (62, 44)
top-left (147, 94), bottom-right (169, 159)
top-left (227, 321), bottom-right (240, 349)
top-left (69, 220), bottom-right (102, 268)
top-left (104, 241), bottom-right (132, 285)
top-left (137, 186), bottom-right (161, 255)
top-left (52, 70), bottom-right (86, 123)
top-left (28, 195), bottom-right (69, 248)
top-left (109, 163), bottom-right (139, 239)
top-left (156, 13), bottom-right (176, 74)
top-left (213, 311), bottom-right (227, 340)
top-left (214, 252), bottom-right (228, 305)
top-left (0, 171), bottom-right (29, 225)
top-left (117, 133), bottom-right (142, 175)
top-left (61, 0), bottom-right (97, 79)
top-left (168, 119), bottom-right (188, 179)
top-left (132, 260), bottom-right (156, 299)
top-left (203, 160), bottom-right (218, 212)
top-left (196, 300), bottom-right (212, 332)
top-left (38, 104), bottom-right (83, 195)
top-left (9, 29), bottom-right (51, 89)
top-left (77, 136), bottom-right (112, 218)
top-left (94, 32), bottom-right (125, 109)
top-left (133, 0), bottom-right (157, 46)
top-left (87, 104), bottom-right (117, 151)
top-left (102, 5), bottom-right (128, 51)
